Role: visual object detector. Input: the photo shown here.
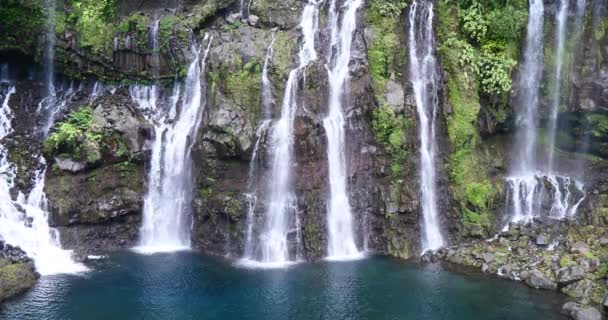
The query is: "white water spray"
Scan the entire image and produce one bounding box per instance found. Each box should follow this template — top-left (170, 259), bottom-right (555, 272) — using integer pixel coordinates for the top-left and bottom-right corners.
top-left (0, 81), bottom-right (86, 275)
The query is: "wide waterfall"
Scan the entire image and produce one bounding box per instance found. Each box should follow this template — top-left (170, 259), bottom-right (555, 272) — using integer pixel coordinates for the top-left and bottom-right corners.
top-left (506, 0), bottom-right (585, 222)
top-left (132, 35), bottom-right (213, 253)
top-left (324, 0), bottom-right (364, 260)
top-left (408, 0), bottom-right (444, 252)
top-left (240, 1), bottom-right (318, 268)
top-left (0, 76), bottom-right (86, 275)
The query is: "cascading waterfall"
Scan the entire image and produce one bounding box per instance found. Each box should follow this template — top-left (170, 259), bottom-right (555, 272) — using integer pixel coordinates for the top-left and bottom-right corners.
top-left (240, 1), bottom-right (319, 267)
top-left (506, 0), bottom-right (585, 222)
top-left (242, 35), bottom-right (275, 260)
top-left (0, 77), bottom-right (86, 275)
top-left (408, 0), bottom-right (444, 252)
top-left (324, 0), bottom-right (364, 260)
top-left (132, 35), bottom-right (213, 253)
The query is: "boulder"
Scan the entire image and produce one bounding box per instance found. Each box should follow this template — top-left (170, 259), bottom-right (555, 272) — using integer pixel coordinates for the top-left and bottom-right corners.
top-left (599, 235), bottom-right (608, 246)
top-left (570, 242), bottom-right (591, 255)
top-left (556, 266), bottom-right (586, 285)
top-left (0, 258), bottom-right (37, 302)
top-left (247, 14), bottom-right (259, 26)
top-left (54, 158), bottom-right (86, 173)
top-left (561, 302), bottom-right (601, 320)
top-left (562, 279), bottom-right (593, 299)
top-left (520, 269), bottom-right (557, 290)
top-left (536, 234), bottom-right (549, 246)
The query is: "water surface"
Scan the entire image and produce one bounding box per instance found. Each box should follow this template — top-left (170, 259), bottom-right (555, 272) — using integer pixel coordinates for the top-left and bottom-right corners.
top-left (1, 252), bottom-right (566, 319)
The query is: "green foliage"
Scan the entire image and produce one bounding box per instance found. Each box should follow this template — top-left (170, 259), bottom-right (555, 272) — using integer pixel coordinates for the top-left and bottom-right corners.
top-left (587, 114), bottom-right (608, 138)
top-left (367, 0), bottom-right (406, 87)
top-left (372, 105), bottom-right (411, 177)
top-left (478, 42), bottom-right (517, 94)
top-left (373, 0), bottom-right (407, 18)
top-left (0, 1), bottom-right (45, 54)
top-left (459, 3), bottom-right (487, 43)
top-left (117, 13), bottom-right (149, 48)
top-left (439, 0), bottom-right (526, 95)
top-left (43, 106), bottom-right (97, 159)
top-left (43, 106), bottom-right (130, 163)
top-left (68, 0), bottom-right (117, 57)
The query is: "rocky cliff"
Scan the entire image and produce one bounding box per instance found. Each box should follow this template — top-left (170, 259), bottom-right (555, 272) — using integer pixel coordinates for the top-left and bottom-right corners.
top-left (2, 0), bottom-right (608, 316)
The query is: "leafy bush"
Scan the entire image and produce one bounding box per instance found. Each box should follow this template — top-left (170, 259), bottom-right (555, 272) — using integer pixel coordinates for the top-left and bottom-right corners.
top-left (372, 105), bottom-right (411, 177)
top-left (68, 0), bottom-right (116, 56)
top-left (459, 3), bottom-right (487, 43)
top-left (478, 42), bottom-right (517, 94)
top-left (43, 106), bottom-right (99, 159)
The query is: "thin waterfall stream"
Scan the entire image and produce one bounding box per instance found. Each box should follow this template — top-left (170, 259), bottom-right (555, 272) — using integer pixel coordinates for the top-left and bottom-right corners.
top-left (242, 33), bottom-right (275, 261)
top-left (408, 0), bottom-right (444, 252)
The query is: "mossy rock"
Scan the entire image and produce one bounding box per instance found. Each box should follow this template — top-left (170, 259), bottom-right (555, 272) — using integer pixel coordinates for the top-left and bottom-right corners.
top-left (0, 263), bottom-right (37, 302)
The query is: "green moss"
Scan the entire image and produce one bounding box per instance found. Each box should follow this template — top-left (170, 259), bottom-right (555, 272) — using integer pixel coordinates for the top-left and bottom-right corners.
top-left (371, 105), bottom-right (411, 178)
top-left (223, 56), bottom-right (263, 114)
top-left (437, 0), bottom-right (501, 237)
top-left (560, 255), bottom-right (577, 268)
top-left (272, 32), bottom-right (297, 78)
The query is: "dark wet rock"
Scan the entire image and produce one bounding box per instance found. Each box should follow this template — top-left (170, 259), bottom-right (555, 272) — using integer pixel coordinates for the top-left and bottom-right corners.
top-left (520, 269), bottom-right (557, 290)
top-left (561, 302), bottom-right (602, 320)
top-left (556, 266), bottom-right (586, 285)
top-left (44, 92), bottom-right (148, 256)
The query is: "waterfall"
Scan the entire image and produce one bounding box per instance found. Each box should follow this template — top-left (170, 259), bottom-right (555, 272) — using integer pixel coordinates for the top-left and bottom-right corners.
top-left (506, 0), bottom-right (585, 222)
top-left (408, 0), bottom-right (444, 252)
top-left (242, 35), bottom-right (276, 260)
top-left (0, 79), bottom-right (86, 275)
top-left (513, 0), bottom-right (544, 175)
top-left (132, 35), bottom-right (213, 254)
top-left (324, 0), bottom-right (364, 260)
top-left (546, 0), bottom-right (568, 172)
top-left (239, 1), bottom-right (318, 268)
top-left (43, 0), bottom-right (56, 97)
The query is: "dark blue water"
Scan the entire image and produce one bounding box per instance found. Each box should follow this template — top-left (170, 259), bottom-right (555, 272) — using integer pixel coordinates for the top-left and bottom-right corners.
top-left (1, 252), bottom-right (566, 319)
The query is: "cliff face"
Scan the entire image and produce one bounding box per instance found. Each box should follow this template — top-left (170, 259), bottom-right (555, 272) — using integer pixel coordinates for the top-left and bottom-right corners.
top-left (1, 0), bottom-right (608, 267)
